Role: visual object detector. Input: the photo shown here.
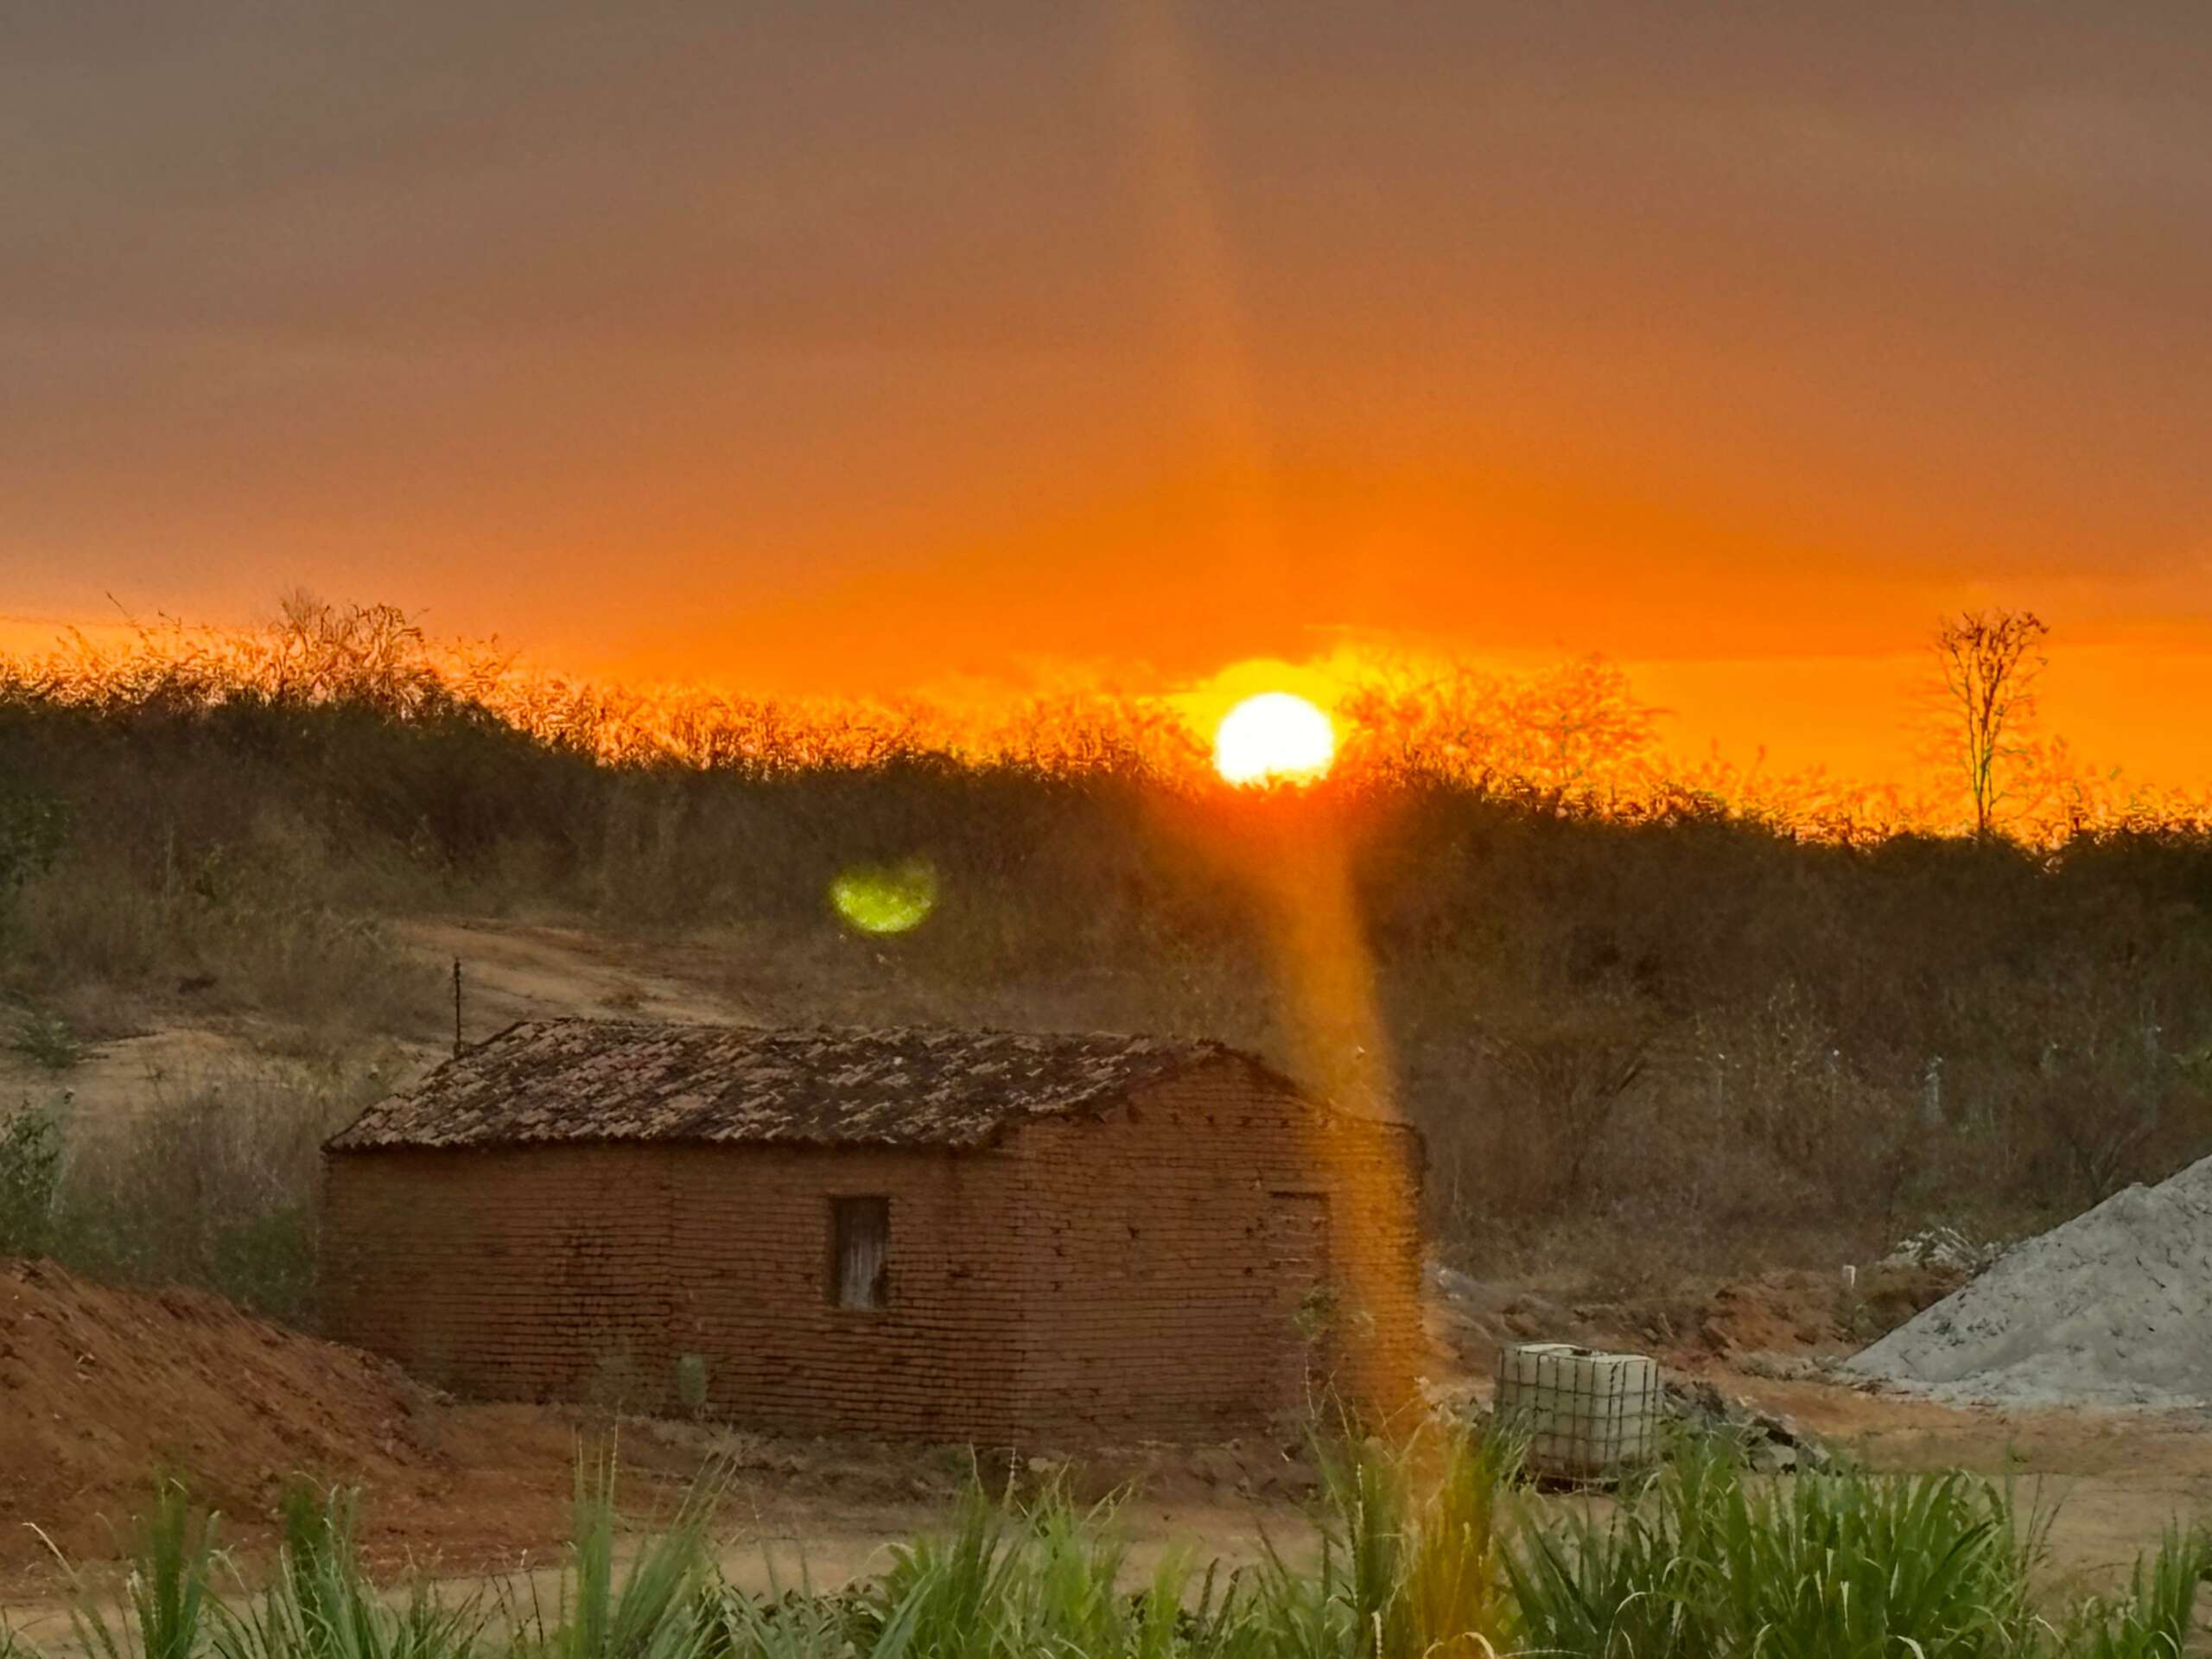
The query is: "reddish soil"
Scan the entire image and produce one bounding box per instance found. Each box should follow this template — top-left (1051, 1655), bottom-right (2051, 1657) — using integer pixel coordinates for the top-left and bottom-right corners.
top-left (1427, 1262), bottom-right (1966, 1382)
top-left (5, 1254), bottom-right (2206, 1617)
top-left (0, 1256), bottom-right (1309, 1600)
top-left (0, 1258), bottom-right (444, 1570)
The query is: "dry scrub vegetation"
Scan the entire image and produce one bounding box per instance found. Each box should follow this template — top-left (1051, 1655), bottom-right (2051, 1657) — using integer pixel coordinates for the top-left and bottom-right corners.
top-left (0, 1065), bottom-right (391, 1323)
top-left (6, 601), bottom-right (2212, 1319)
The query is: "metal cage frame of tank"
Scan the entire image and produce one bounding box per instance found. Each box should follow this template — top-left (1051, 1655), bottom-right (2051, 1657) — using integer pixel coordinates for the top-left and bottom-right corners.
top-left (1494, 1341), bottom-right (1660, 1482)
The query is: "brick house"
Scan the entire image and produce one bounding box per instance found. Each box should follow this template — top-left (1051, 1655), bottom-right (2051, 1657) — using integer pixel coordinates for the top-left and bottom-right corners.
top-left (321, 1019), bottom-right (1423, 1443)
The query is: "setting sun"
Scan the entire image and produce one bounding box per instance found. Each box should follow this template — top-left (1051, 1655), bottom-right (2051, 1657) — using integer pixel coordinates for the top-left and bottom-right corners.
top-left (1213, 691), bottom-right (1337, 785)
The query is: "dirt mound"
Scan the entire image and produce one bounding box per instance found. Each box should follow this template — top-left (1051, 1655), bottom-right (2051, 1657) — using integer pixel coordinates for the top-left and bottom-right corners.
top-left (1689, 1274), bottom-right (1847, 1357)
top-left (1848, 1156), bottom-right (2212, 1408)
top-left (1426, 1262), bottom-right (1960, 1381)
top-left (0, 1258), bottom-right (443, 1567)
top-left (1695, 1264), bottom-right (1962, 1359)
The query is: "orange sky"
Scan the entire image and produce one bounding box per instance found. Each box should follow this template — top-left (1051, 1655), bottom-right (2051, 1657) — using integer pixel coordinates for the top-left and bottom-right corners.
top-left (3, 4), bottom-right (2208, 784)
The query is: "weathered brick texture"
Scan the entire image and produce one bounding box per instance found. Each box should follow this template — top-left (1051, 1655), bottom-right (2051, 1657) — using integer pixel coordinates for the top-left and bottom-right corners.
top-left (322, 1058), bottom-right (1421, 1444)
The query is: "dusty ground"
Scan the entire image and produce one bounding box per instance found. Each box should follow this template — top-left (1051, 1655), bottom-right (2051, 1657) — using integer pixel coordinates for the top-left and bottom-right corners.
top-left (0, 1256), bottom-right (1317, 1609)
top-left (5, 1249), bottom-right (2209, 1619)
top-left (0, 1258), bottom-right (442, 1574)
top-left (0, 918), bottom-right (756, 1122)
top-left (399, 918), bottom-right (753, 1035)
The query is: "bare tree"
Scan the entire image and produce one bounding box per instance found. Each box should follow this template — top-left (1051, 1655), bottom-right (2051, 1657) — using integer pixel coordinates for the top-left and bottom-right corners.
top-left (1484, 1001), bottom-right (1653, 1205)
top-left (1932, 609), bottom-right (2050, 838)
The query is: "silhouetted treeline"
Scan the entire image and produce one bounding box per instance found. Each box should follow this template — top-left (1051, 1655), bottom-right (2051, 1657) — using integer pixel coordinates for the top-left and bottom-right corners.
top-left (6, 638), bottom-right (2212, 1279)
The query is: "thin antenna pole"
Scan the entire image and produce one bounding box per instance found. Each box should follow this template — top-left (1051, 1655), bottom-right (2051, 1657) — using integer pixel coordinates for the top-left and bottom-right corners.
top-left (453, 957), bottom-right (464, 1057)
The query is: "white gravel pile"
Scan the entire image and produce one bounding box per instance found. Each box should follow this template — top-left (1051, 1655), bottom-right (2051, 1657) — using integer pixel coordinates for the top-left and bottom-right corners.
top-left (1847, 1154), bottom-right (2212, 1408)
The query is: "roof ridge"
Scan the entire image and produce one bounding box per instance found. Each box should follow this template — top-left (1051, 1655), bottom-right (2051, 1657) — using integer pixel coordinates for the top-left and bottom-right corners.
top-left (471, 1015), bottom-right (1227, 1049)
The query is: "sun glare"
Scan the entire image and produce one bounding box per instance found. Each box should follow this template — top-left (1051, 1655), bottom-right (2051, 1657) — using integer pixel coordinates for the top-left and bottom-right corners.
top-left (830, 857), bottom-right (939, 934)
top-left (1213, 691), bottom-right (1337, 785)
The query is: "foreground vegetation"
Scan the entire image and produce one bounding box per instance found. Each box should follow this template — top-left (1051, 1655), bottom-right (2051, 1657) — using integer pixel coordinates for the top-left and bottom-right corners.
top-left (10, 1433), bottom-right (2208, 1659)
top-left (9, 601), bottom-right (2212, 1310)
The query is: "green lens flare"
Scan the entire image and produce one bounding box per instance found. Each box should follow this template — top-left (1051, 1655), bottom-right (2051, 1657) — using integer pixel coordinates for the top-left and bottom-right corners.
top-left (829, 859), bottom-right (938, 934)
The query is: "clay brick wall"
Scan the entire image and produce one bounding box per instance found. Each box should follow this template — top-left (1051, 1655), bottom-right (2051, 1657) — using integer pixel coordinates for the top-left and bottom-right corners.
top-left (322, 1141), bottom-right (1027, 1438)
top-left (321, 1060), bottom-right (1421, 1444)
top-left (1002, 1058), bottom-right (1424, 1441)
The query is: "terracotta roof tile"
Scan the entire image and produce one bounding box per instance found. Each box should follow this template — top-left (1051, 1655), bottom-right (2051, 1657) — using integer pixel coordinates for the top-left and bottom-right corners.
top-left (326, 1020), bottom-right (1247, 1152)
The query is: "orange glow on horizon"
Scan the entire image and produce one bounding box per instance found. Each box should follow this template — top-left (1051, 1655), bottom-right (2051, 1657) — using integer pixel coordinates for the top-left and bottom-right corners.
top-left (7, 603), bottom-right (2212, 846)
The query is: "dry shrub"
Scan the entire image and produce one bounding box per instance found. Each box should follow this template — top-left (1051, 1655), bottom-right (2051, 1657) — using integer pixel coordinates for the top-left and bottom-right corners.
top-left (6, 792), bottom-right (442, 1046)
top-left (48, 1058), bottom-right (394, 1324)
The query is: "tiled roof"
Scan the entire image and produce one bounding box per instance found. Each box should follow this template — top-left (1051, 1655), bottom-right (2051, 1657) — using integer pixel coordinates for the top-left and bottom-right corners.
top-left (326, 1019), bottom-right (1251, 1153)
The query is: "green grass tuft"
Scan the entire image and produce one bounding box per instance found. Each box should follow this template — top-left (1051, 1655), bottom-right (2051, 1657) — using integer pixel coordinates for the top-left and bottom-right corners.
top-left (7, 1008), bottom-right (83, 1071)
